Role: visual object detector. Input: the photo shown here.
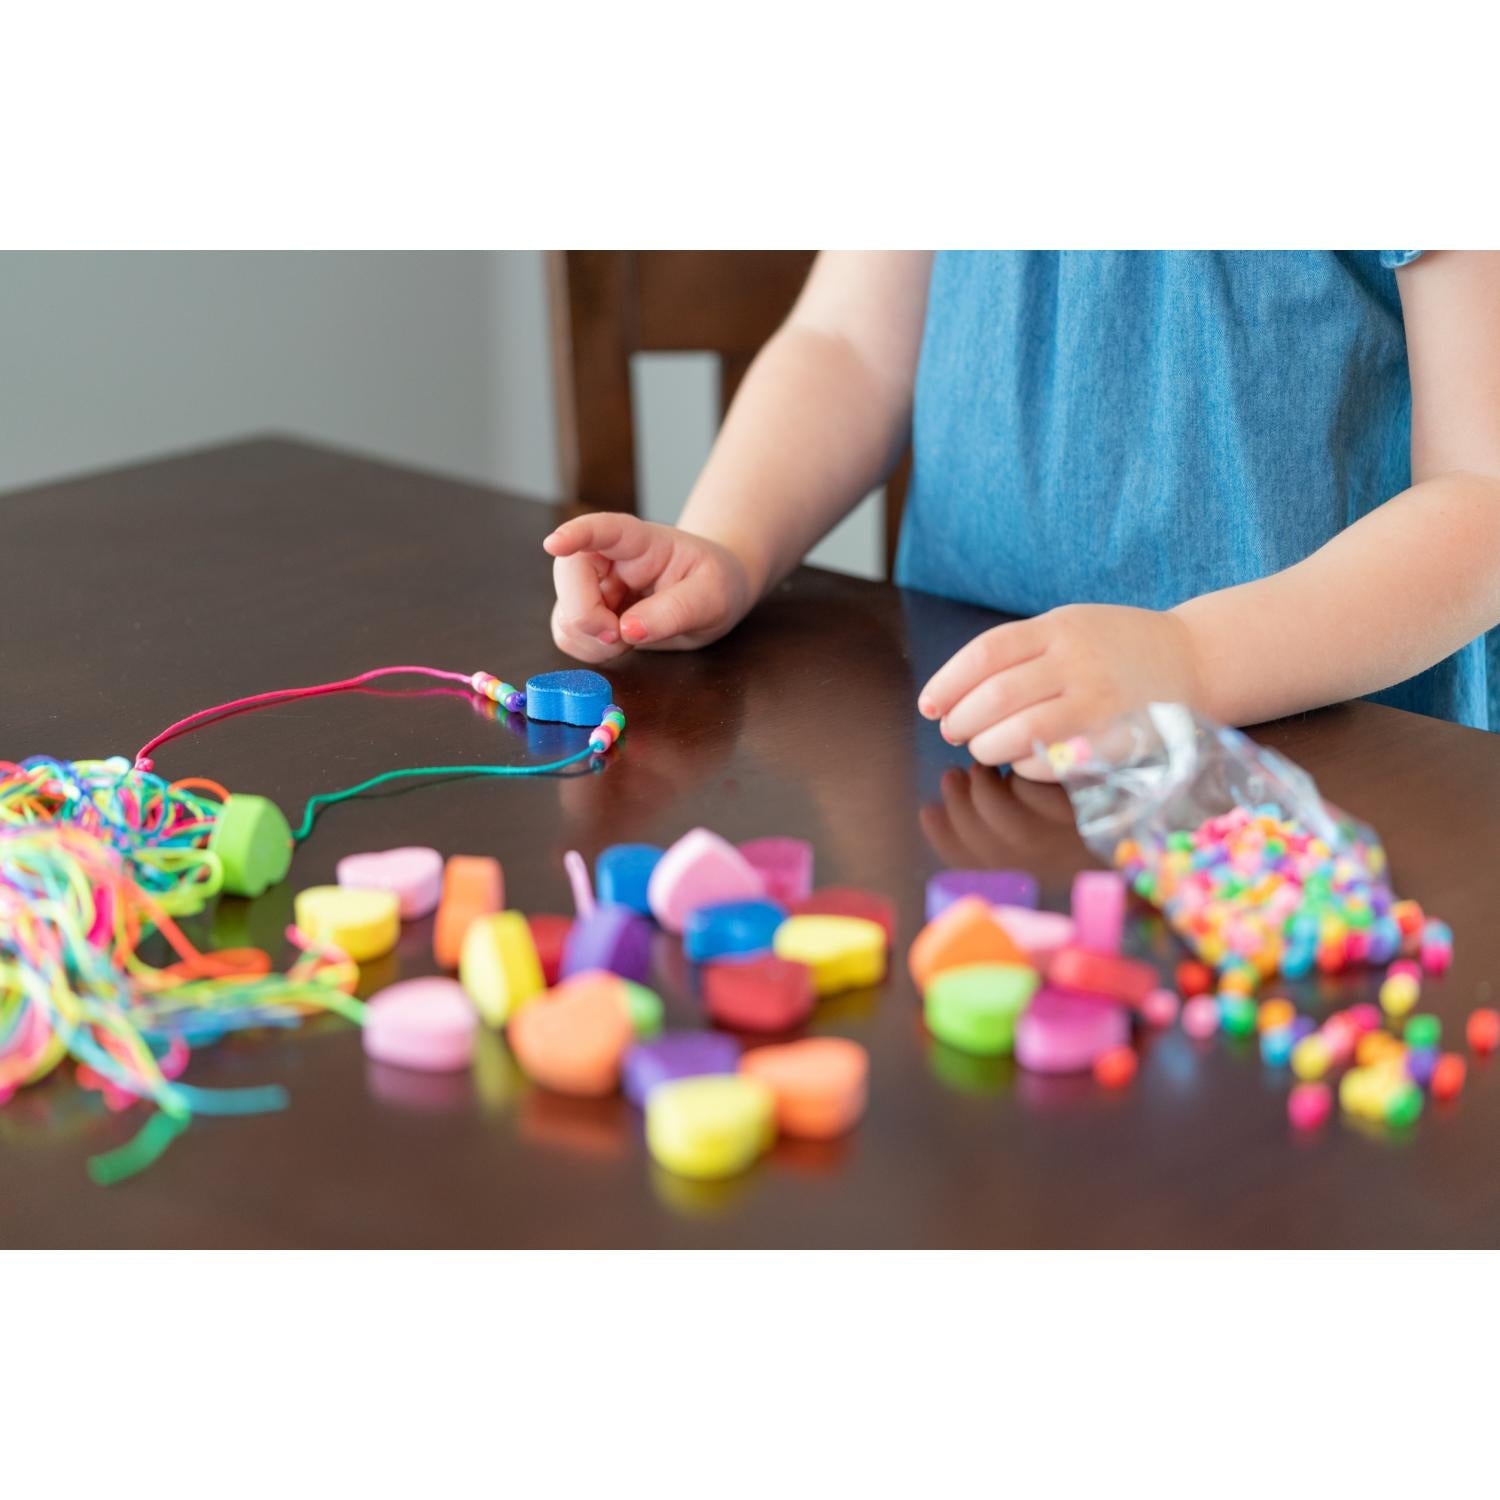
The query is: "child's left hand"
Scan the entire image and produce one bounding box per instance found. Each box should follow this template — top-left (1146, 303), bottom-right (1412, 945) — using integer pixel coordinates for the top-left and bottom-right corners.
top-left (917, 604), bottom-right (1202, 780)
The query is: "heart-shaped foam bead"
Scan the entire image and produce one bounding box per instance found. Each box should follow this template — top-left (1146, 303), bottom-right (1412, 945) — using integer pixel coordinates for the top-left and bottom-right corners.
top-left (336, 845), bottom-right (444, 919)
top-left (1014, 987), bottom-right (1129, 1073)
top-left (645, 1074), bottom-right (776, 1179)
top-left (772, 914), bottom-right (886, 996)
top-left (737, 837), bottom-right (814, 906)
top-left (433, 855), bottom-right (504, 969)
top-left (460, 911), bottom-right (546, 1026)
top-left (293, 885), bottom-right (400, 963)
top-left (561, 903), bottom-right (654, 984)
top-left (363, 978), bottom-right (477, 1072)
top-left (595, 844), bottom-right (663, 915)
top-left (923, 963), bottom-right (1040, 1056)
top-left (702, 955), bottom-right (816, 1033)
top-left (926, 869), bottom-right (1038, 922)
top-left (682, 898), bottom-right (787, 963)
top-left (790, 888), bottom-right (897, 946)
top-left (647, 828), bottom-right (765, 934)
top-left (622, 1030), bottom-right (742, 1107)
top-left (208, 793), bottom-right (293, 898)
top-left (525, 668), bottom-right (612, 726)
top-left (992, 905), bottom-right (1075, 963)
top-left (507, 971), bottom-right (636, 1096)
top-left (739, 1036), bottom-right (869, 1139)
top-left (908, 896), bottom-right (1026, 990)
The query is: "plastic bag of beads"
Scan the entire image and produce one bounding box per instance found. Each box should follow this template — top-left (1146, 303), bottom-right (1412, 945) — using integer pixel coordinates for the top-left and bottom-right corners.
top-left (1046, 703), bottom-right (1422, 984)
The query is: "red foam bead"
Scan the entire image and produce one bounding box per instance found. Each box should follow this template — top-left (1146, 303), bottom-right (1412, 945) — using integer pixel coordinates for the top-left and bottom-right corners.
top-left (1047, 946), bottom-right (1157, 1007)
top-left (527, 913), bottom-right (574, 987)
top-left (703, 955), bottom-right (816, 1033)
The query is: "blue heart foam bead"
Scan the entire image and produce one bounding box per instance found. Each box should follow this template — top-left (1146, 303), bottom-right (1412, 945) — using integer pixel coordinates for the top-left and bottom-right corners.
top-left (525, 669), bottom-right (612, 726)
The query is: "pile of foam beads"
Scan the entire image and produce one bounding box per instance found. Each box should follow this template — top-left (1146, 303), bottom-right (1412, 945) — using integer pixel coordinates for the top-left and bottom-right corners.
top-left (904, 861), bottom-right (1493, 1135)
top-left (1, 664), bottom-right (630, 1182)
top-left (347, 828), bottom-right (877, 1182)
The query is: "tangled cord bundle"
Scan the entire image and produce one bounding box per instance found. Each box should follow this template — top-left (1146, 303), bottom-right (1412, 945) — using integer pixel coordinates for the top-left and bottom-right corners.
top-left (0, 663), bottom-right (624, 1183)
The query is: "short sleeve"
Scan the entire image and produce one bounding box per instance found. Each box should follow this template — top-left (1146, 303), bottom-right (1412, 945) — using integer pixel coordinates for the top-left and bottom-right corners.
top-left (1380, 251), bottom-right (1424, 269)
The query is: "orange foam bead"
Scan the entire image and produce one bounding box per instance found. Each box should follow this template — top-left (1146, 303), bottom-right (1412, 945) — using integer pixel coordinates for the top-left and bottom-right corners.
top-left (908, 896), bottom-right (1026, 991)
top-left (433, 855), bottom-right (504, 969)
top-left (507, 972), bottom-right (635, 1097)
top-left (739, 1037), bottom-right (869, 1139)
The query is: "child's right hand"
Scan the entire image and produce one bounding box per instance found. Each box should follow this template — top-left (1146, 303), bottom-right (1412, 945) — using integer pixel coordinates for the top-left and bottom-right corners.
top-left (543, 513), bottom-right (757, 663)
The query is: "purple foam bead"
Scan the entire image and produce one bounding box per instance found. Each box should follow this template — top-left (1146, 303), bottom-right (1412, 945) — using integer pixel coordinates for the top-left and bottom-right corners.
top-left (560, 903), bottom-right (654, 984)
top-left (926, 869), bottom-right (1039, 922)
top-left (622, 1031), bottom-right (742, 1107)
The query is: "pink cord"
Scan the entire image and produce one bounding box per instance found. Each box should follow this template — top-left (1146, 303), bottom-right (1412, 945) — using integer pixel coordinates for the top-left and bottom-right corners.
top-left (134, 665), bottom-right (475, 770)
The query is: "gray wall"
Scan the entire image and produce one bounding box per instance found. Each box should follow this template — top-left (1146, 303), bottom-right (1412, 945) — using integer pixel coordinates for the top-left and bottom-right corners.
top-left (0, 252), bottom-right (880, 577)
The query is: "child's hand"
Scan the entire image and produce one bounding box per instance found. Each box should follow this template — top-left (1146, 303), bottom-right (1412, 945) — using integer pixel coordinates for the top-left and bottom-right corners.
top-left (918, 604), bottom-right (1202, 779)
top-left (544, 514), bottom-right (756, 663)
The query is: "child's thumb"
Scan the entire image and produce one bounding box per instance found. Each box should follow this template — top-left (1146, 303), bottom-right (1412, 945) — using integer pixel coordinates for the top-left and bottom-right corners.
top-left (619, 575), bottom-right (719, 645)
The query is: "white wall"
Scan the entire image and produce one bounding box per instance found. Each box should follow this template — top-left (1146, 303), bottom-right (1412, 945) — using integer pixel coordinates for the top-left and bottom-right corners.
top-left (0, 252), bottom-right (880, 577)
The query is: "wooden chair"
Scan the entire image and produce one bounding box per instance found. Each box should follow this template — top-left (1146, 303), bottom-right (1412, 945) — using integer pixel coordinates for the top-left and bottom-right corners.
top-left (548, 251), bottom-right (910, 575)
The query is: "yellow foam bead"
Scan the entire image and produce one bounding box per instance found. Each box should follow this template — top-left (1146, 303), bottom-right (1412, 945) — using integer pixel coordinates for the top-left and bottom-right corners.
top-left (460, 911), bottom-right (546, 1027)
top-left (293, 885), bottom-right (400, 963)
top-left (645, 1075), bottom-right (776, 1180)
top-left (773, 914), bottom-right (887, 996)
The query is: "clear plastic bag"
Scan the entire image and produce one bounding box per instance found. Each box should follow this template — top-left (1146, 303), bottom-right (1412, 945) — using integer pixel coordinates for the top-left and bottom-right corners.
top-left (1048, 703), bottom-right (1397, 979)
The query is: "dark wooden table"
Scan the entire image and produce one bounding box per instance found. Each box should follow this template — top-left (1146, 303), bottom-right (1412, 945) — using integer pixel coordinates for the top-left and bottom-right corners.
top-left (5, 437), bottom-right (1499, 1247)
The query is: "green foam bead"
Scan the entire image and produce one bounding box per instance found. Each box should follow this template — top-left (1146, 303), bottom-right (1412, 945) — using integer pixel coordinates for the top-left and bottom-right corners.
top-left (622, 981), bottom-right (664, 1038)
top-left (924, 962), bottom-right (1039, 1057)
top-left (209, 793), bottom-right (293, 897)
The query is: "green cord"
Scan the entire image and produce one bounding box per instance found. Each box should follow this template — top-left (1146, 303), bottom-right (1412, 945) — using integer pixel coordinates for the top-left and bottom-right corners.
top-left (291, 750), bottom-right (596, 840)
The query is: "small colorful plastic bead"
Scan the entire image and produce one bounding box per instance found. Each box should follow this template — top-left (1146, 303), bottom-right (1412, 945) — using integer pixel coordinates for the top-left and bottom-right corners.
top-left (1092, 1045), bottom-right (1138, 1089)
top-left (1465, 1007), bottom-right (1500, 1055)
top-left (1287, 1082), bottom-right (1332, 1132)
top-left (1182, 995), bottom-right (1220, 1039)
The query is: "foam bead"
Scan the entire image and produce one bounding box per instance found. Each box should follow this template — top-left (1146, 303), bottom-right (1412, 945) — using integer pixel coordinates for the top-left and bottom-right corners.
top-left (508, 972), bottom-right (637, 1096)
top-left (595, 844), bottom-right (663, 915)
top-left (527, 913), bottom-right (573, 986)
top-left (645, 1075), bottom-right (776, 1179)
top-left (293, 886), bottom-right (400, 963)
top-left (790, 888), bottom-right (897, 946)
top-left (336, 845), bottom-right (444, 919)
top-left (926, 869), bottom-right (1038, 922)
top-left (992, 905), bottom-right (1074, 962)
top-left (363, 978), bottom-right (477, 1073)
top-left (923, 962), bottom-right (1039, 1056)
top-left (561, 902), bottom-right (654, 984)
top-left (1014, 987), bottom-right (1129, 1074)
top-left (433, 855), bottom-right (504, 969)
top-left (738, 837), bottom-right (814, 905)
top-left (622, 1031), bottom-right (742, 1107)
top-left (524, 668), bottom-right (613, 726)
top-left (208, 793), bottom-right (293, 898)
top-left (459, 911), bottom-right (546, 1026)
top-left (908, 897), bottom-right (1026, 991)
top-left (683, 899), bottom-right (788, 963)
top-left (647, 828), bottom-right (765, 933)
top-left (1045, 946), bottom-right (1156, 1007)
top-left (739, 1037), bottom-right (869, 1139)
top-left (702, 955), bottom-right (816, 1033)
top-left (773, 914), bottom-right (886, 996)
top-left (1071, 870), bottom-right (1126, 955)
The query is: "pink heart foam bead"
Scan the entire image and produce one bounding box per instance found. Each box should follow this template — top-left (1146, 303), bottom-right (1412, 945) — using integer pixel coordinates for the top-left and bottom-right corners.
top-left (1014, 987), bottom-right (1129, 1074)
top-left (336, 846), bottom-right (445, 919)
top-left (363, 978), bottom-right (478, 1072)
top-left (738, 837), bottom-right (814, 905)
top-left (647, 828), bottom-right (766, 934)
top-left (992, 905), bottom-right (1075, 962)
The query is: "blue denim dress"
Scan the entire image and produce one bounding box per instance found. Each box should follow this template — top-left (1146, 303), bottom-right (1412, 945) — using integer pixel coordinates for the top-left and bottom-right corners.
top-left (895, 251), bottom-right (1488, 729)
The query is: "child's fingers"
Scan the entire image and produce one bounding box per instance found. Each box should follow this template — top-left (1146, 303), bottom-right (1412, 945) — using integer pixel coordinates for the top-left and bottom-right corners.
top-left (939, 657), bottom-right (1057, 746)
top-left (551, 554), bottom-right (626, 660)
top-left (618, 572), bottom-right (721, 646)
top-left (544, 513), bottom-right (656, 565)
top-left (918, 618), bottom-right (1048, 719)
top-left (964, 696), bottom-right (1069, 769)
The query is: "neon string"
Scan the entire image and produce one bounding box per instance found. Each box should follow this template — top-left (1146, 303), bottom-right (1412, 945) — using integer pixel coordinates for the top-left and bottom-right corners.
top-left (134, 664), bottom-right (476, 768)
top-left (291, 750), bottom-right (596, 840)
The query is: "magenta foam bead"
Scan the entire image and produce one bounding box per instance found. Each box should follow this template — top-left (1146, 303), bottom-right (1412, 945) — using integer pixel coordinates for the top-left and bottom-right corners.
top-left (738, 837), bottom-right (814, 906)
top-left (1071, 870), bottom-right (1126, 955)
top-left (1014, 987), bottom-right (1129, 1074)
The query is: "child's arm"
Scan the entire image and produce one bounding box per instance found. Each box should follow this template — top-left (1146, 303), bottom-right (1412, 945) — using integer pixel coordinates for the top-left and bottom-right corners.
top-left (545, 252), bottom-right (931, 661)
top-left (922, 251), bottom-right (1500, 776)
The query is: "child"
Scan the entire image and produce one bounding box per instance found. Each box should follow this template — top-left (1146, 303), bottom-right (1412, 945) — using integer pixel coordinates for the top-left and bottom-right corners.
top-left (545, 252), bottom-right (1500, 777)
